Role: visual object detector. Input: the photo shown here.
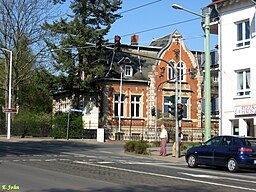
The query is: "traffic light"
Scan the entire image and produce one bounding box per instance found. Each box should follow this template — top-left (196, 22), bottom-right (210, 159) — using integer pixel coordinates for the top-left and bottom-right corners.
top-left (168, 103), bottom-right (175, 117)
top-left (177, 103), bottom-right (184, 121)
top-left (114, 35), bottom-right (121, 51)
top-left (151, 106), bottom-right (156, 116)
top-left (96, 35), bottom-right (103, 51)
top-left (189, 67), bottom-right (195, 79)
top-left (168, 95), bottom-right (175, 117)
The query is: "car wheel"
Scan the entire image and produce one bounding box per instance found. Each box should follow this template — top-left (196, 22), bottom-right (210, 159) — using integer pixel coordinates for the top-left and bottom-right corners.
top-left (188, 154), bottom-right (198, 168)
top-left (227, 158), bottom-right (239, 173)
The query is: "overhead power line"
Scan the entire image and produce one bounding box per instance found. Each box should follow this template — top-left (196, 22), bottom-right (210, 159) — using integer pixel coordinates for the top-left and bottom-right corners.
top-left (107, 17), bottom-right (201, 41)
top-left (118, 0), bottom-right (164, 15)
top-left (122, 18), bottom-right (200, 37)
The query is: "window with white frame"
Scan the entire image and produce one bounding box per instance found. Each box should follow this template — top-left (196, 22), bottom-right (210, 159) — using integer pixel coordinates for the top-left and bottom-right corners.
top-left (163, 96), bottom-right (188, 118)
top-left (181, 98), bottom-right (188, 119)
top-left (125, 65), bottom-right (133, 77)
top-left (168, 61), bottom-right (185, 81)
top-left (236, 69), bottom-right (250, 97)
top-left (168, 61), bottom-right (175, 80)
top-left (211, 96), bottom-right (219, 115)
top-left (131, 95), bottom-right (141, 118)
top-left (236, 20), bottom-right (250, 47)
top-left (201, 97), bottom-right (219, 115)
top-left (114, 94), bottom-right (125, 117)
top-left (178, 62), bottom-right (185, 81)
top-left (163, 96), bottom-right (174, 118)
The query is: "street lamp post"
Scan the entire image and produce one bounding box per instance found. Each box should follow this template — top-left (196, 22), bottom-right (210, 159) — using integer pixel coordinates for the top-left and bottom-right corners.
top-left (172, 4), bottom-right (211, 141)
top-left (1, 48), bottom-right (13, 140)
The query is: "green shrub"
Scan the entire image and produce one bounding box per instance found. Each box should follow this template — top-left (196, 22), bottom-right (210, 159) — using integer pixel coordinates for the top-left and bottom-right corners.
top-left (182, 142), bottom-right (201, 151)
top-left (124, 141), bottom-right (137, 152)
top-left (51, 112), bottom-right (83, 139)
top-left (124, 140), bottom-right (149, 155)
top-left (134, 140), bottom-right (149, 154)
top-left (12, 111), bottom-right (52, 137)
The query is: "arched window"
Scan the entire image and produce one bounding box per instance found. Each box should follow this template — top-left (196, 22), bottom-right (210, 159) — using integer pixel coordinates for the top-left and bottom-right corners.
top-left (168, 61), bottom-right (176, 80)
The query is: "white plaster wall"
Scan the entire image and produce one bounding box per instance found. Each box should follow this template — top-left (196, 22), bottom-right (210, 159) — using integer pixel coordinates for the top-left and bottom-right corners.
top-left (219, 1), bottom-right (256, 136)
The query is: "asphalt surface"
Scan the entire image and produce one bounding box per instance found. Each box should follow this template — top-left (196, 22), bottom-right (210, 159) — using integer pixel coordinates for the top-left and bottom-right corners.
top-left (0, 136), bottom-right (186, 164)
top-left (1, 136), bottom-right (256, 192)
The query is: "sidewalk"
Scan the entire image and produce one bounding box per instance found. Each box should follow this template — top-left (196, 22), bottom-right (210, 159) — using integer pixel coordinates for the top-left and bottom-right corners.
top-left (0, 136), bottom-right (187, 164)
top-left (144, 143), bottom-right (187, 164)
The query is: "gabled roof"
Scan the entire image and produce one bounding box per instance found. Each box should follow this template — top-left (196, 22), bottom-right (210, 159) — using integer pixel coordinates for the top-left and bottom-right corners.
top-left (208, 0), bottom-right (227, 7)
top-left (150, 34), bottom-right (170, 47)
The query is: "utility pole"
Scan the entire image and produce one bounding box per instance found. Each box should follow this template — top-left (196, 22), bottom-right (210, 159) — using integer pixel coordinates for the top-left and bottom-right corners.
top-left (172, 4), bottom-right (211, 141)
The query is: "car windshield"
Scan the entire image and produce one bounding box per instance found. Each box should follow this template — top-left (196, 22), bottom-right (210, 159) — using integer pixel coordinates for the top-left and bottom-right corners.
top-left (205, 137), bottom-right (222, 146)
top-left (241, 138), bottom-right (256, 147)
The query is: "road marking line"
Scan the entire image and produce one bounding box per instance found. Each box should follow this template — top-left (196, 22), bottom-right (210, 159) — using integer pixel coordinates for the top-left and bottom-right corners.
top-left (61, 152), bottom-right (88, 157)
top-left (28, 159), bottom-right (40, 161)
top-left (179, 172), bottom-right (256, 184)
top-left (99, 151), bottom-right (112, 154)
top-left (97, 162), bottom-right (114, 164)
top-left (59, 155), bottom-right (69, 157)
top-left (0, 160), bottom-right (9, 162)
top-left (73, 161), bottom-right (256, 191)
top-left (179, 172), bottom-right (220, 179)
top-left (45, 159), bottom-right (57, 162)
top-left (121, 161), bottom-right (183, 165)
top-left (59, 159), bottom-right (71, 161)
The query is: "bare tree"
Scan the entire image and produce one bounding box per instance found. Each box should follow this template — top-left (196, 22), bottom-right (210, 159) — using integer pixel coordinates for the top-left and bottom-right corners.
top-left (0, 0), bottom-right (62, 131)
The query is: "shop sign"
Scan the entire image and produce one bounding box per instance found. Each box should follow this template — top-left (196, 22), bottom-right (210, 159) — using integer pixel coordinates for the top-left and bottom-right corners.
top-left (234, 105), bottom-right (256, 116)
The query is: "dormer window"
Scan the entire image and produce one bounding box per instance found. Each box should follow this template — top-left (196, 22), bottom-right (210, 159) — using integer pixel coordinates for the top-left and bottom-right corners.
top-left (125, 65), bottom-right (133, 77)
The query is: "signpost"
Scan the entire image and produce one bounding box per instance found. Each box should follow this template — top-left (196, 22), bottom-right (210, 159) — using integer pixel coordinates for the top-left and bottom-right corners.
top-left (1, 48), bottom-right (13, 140)
top-left (2, 108), bottom-right (18, 113)
top-left (70, 108), bottom-right (83, 113)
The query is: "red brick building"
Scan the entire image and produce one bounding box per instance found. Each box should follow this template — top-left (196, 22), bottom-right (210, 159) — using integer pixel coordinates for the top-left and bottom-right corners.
top-left (99, 30), bottom-right (213, 141)
top-left (53, 30), bottom-right (219, 141)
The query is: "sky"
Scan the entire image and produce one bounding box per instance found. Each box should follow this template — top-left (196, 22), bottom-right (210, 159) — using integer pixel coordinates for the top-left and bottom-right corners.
top-left (61, 0), bottom-right (217, 51)
top-left (105, 0), bottom-right (217, 51)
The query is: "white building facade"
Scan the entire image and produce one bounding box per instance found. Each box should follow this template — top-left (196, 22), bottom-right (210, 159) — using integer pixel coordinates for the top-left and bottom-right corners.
top-left (209, 0), bottom-right (256, 137)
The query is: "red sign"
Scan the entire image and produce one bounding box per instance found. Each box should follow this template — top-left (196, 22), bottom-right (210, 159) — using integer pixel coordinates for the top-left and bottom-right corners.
top-left (3, 108), bottom-right (17, 113)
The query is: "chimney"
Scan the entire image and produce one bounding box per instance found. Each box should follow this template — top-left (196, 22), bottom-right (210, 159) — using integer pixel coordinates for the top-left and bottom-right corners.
top-left (131, 34), bottom-right (139, 45)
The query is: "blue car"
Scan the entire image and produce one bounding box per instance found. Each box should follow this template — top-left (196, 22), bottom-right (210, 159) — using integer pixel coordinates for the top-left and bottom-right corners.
top-left (185, 135), bottom-right (256, 172)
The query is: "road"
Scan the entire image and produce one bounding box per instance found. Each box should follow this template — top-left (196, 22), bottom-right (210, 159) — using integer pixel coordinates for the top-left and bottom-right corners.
top-left (1, 139), bottom-right (256, 192)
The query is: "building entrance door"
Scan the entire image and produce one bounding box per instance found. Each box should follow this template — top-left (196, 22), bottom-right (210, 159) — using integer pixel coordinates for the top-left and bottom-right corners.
top-left (246, 119), bottom-right (254, 137)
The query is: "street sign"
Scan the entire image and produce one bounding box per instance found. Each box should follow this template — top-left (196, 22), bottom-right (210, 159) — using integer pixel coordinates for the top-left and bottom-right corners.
top-left (3, 108), bottom-right (17, 113)
top-left (70, 109), bottom-right (83, 113)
